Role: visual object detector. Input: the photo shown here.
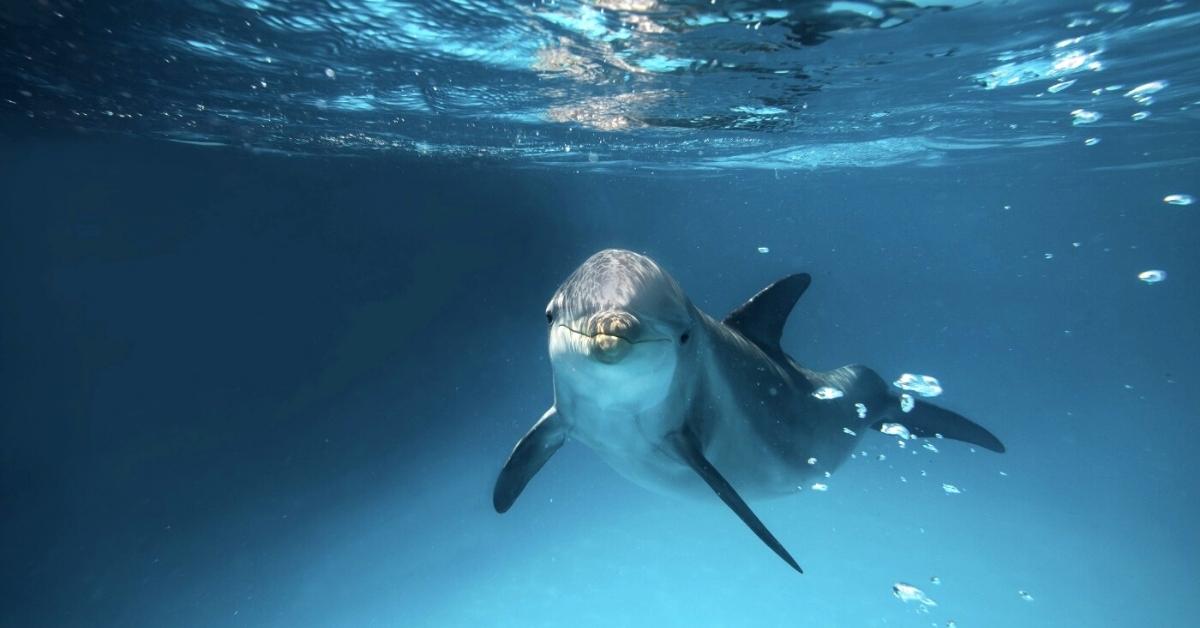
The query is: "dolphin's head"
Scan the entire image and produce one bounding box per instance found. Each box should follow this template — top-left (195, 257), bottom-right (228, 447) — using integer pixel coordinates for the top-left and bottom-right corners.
top-left (546, 249), bottom-right (695, 411)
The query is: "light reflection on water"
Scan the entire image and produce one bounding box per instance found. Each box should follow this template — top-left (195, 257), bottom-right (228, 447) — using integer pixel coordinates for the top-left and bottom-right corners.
top-left (1, 0), bottom-right (1198, 169)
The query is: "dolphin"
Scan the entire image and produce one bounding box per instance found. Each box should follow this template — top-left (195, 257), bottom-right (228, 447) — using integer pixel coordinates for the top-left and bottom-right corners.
top-left (493, 249), bottom-right (1005, 573)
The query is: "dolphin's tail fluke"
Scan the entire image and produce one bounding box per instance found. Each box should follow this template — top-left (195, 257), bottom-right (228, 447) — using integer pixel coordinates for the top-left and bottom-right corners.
top-left (871, 396), bottom-right (1006, 453)
top-left (825, 364), bottom-right (1005, 453)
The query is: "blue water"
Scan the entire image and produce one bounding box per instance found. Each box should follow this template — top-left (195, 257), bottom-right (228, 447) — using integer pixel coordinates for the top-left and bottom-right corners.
top-left (2, 2), bottom-right (1199, 627)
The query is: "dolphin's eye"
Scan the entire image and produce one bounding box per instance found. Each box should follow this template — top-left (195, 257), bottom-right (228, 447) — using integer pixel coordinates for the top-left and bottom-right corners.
top-left (546, 311), bottom-right (554, 325)
top-left (680, 332), bottom-right (690, 344)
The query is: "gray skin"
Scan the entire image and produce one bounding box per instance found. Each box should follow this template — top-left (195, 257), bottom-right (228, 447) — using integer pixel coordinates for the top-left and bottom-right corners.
top-left (494, 249), bottom-right (1005, 573)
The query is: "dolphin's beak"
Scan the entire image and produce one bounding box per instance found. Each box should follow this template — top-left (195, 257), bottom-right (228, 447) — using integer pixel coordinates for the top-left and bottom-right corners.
top-left (591, 333), bottom-right (632, 364)
top-left (589, 311), bottom-right (638, 364)
top-left (553, 310), bottom-right (650, 365)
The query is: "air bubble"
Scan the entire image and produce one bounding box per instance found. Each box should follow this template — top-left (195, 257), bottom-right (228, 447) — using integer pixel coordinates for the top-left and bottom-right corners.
top-left (893, 373), bottom-right (943, 397)
top-left (1071, 109), bottom-right (1102, 125)
top-left (893, 582), bottom-right (938, 607)
top-left (1138, 270), bottom-right (1166, 283)
top-left (812, 387), bottom-right (844, 400)
top-left (881, 423), bottom-right (912, 439)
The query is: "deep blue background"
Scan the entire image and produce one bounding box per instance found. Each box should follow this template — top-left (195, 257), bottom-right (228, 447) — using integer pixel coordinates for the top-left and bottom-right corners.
top-left (2, 128), bottom-right (1198, 627)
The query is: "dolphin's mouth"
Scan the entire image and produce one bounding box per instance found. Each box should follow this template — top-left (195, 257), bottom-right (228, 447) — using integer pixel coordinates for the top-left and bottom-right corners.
top-left (555, 325), bottom-right (671, 344)
top-left (558, 325), bottom-right (661, 365)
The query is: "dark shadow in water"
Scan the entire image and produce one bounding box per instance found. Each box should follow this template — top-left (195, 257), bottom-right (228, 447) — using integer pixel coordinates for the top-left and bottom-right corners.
top-left (0, 129), bottom-right (583, 627)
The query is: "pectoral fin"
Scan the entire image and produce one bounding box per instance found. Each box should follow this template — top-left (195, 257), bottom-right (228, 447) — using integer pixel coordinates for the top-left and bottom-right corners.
top-left (669, 426), bottom-right (803, 573)
top-left (493, 407), bottom-right (566, 513)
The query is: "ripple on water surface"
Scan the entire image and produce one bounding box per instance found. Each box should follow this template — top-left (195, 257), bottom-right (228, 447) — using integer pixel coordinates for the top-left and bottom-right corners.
top-left (1, 0), bottom-right (1198, 168)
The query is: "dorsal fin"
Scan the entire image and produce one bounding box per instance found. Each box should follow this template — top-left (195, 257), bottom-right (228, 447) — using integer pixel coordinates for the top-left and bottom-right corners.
top-left (723, 273), bottom-right (811, 354)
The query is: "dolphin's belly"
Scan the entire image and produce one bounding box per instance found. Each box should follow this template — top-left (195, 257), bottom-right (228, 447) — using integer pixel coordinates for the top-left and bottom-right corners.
top-left (705, 419), bottom-right (862, 498)
top-left (562, 380), bottom-right (869, 500)
top-left (587, 439), bottom-right (710, 498)
top-left (569, 409), bottom-right (864, 501)
top-left (700, 390), bottom-right (869, 498)
top-left (588, 432), bottom-right (859, 501)
top-left (564, 403), bottom-right (712, 499)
